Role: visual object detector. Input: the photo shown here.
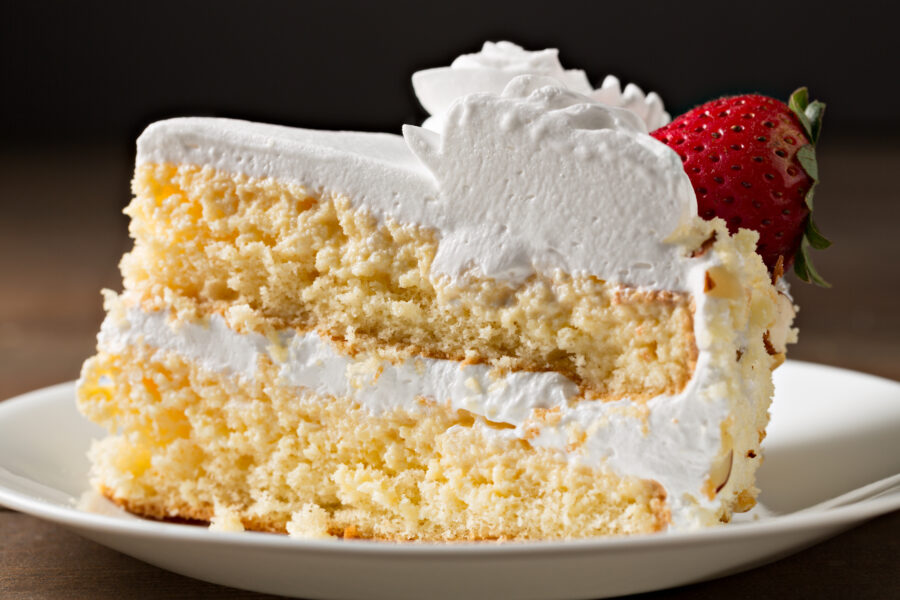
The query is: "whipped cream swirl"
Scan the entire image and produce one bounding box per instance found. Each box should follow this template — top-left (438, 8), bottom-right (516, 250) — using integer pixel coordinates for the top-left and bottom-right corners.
top-left (413, 41), bottom-right (670, 132)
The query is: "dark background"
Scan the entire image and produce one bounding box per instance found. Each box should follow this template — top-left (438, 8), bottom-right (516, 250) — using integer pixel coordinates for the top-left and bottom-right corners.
top-left (1, 2), bottom-right (899, 598)
top-left (3, 0), bottom-right (899, 146)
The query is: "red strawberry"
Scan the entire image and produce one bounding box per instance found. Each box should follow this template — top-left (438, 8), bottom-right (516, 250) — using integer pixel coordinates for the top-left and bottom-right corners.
top-left (651, 88), bottom-right (830, 286)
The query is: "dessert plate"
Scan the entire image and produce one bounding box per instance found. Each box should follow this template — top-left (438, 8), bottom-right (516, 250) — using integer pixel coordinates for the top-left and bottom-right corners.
top-left (1, 360), bottom-right (899, 600)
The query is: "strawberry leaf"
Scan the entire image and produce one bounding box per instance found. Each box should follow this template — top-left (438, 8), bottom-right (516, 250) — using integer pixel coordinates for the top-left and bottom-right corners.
top-left (789, 87), bottom-right (808, 112)
top-left (793, 248), bottom-right (811, 282)
top-left (806, 101), bottom-right (826, 144)
top-left (806, 218), bottom-right (832, 249)
top-left (789, 88), bottom-right (814, 140)
top-left (788, 87), bottom-right (830, 287)
top-left (794, 237), bottom-right (831, 287)
top-left (797, 144), bottom-right (818, 181)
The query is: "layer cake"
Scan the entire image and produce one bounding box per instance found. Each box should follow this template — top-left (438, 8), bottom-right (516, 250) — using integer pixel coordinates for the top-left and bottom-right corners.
top-left (77, 42), bottom-right (796, 540)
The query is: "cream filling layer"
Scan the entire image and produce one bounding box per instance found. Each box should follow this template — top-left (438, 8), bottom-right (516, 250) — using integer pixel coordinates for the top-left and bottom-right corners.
top-left (96, 282), bottom-right (736, 529)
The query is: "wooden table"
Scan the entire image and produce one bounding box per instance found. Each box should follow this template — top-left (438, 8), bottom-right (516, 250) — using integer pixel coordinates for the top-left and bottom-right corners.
top-left (1, 141), bottom-right (898, 598)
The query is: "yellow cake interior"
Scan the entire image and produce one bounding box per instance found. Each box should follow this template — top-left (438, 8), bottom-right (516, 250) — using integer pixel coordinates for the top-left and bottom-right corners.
top-left (79, 341), bottom-right (670, 540)
top-left (76, 161), bottom-right (791, 540)
top-left (123, 163), bottom-right (698, 401)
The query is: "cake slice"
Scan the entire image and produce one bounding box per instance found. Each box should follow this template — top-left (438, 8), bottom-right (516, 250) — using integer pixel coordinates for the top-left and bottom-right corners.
top-left (77, 42), bottom-right (797, 539)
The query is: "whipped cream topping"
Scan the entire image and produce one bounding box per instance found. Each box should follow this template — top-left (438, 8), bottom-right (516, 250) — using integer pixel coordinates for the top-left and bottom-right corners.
top-left (413, 41), bottom-right (670, 132)
top-left (403, 75), bottom-right (696, 288)
top-left (592, 74), bottom-right (671, 132)
top-left (96, 290), bottom-right (730, 528)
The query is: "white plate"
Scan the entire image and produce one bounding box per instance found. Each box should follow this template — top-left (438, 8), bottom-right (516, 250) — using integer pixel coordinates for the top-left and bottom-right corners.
top-left (1, 360), bottom-right (899, 600)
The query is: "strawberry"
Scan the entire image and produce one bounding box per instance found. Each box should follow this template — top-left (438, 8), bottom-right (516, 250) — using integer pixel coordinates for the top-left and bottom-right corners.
top-left (651, 88), bottom-right (831, 286)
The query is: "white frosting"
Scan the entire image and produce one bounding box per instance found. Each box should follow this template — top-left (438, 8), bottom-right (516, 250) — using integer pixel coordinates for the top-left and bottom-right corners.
top-left (403, 76), bottom-right (696, 288)
top-left (97, 285), bottom-right (732, 528)
top-left (413, 41), bottom-right (670, 132)
top-left (138, 81), bottom-right (697, 290)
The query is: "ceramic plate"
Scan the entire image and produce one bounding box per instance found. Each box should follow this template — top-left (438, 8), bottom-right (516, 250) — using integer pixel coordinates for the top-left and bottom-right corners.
top-left (1, 360), bottom-right (899, 600)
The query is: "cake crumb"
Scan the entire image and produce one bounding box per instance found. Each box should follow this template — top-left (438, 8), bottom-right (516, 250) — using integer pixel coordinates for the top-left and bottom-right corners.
top-left (286, 503), bottom-right (333, 539)
top-left (209, 506), bottom-right (245, 532)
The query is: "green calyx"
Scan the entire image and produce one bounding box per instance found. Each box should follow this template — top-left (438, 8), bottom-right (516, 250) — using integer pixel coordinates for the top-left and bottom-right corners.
top-left (788, 87), bottom-right (832, 287)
